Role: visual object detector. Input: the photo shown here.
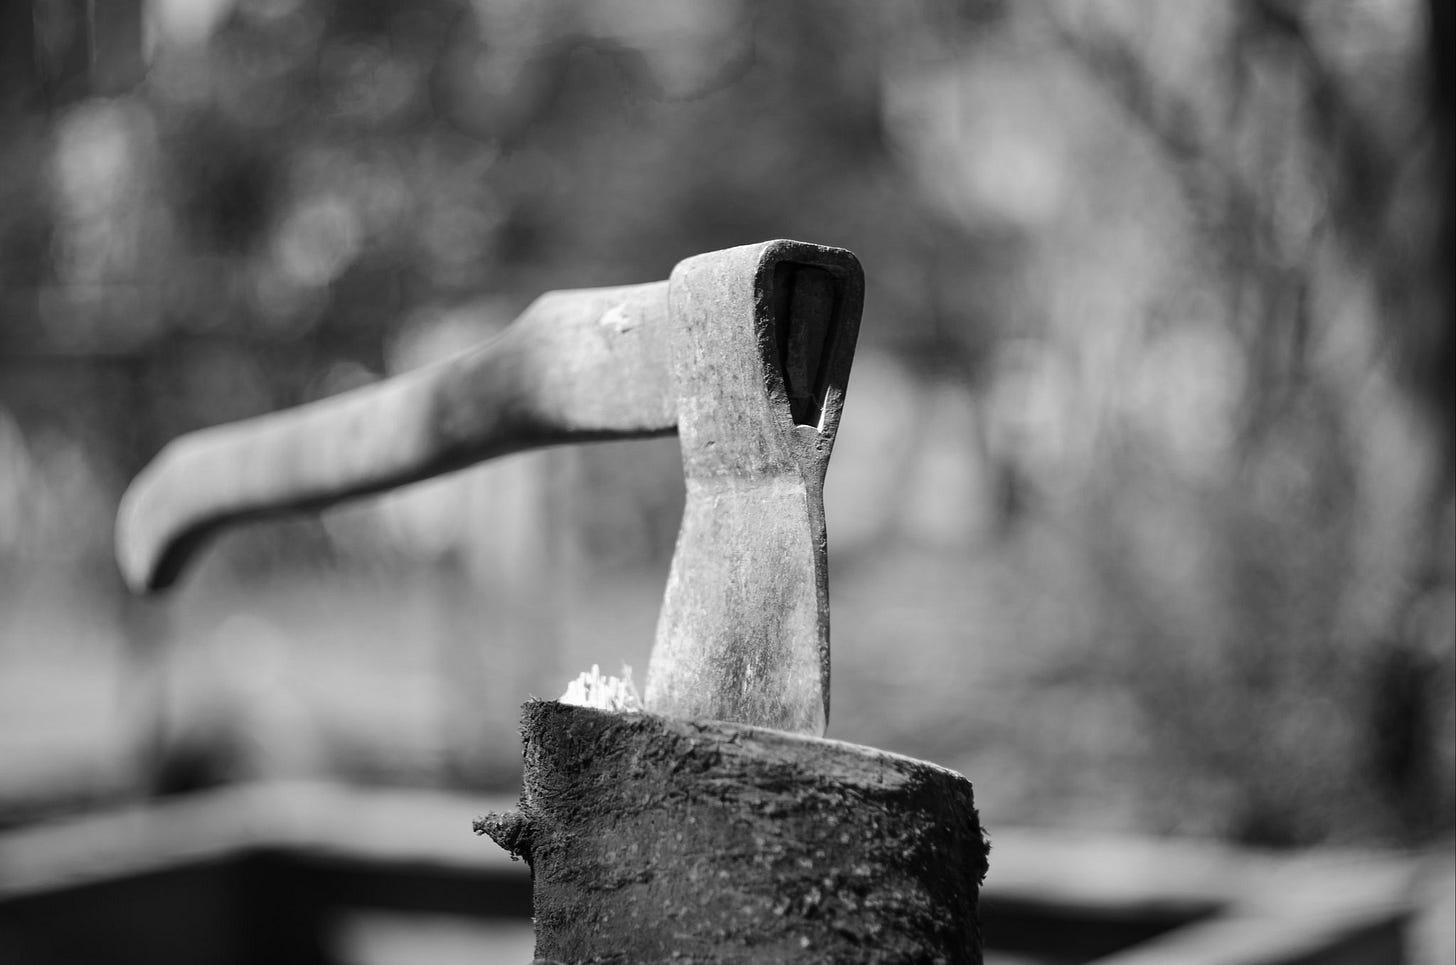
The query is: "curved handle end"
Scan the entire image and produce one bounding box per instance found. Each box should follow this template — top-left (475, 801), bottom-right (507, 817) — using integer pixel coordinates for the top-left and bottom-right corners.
top-left (115, 453), bottom-right (192, 594)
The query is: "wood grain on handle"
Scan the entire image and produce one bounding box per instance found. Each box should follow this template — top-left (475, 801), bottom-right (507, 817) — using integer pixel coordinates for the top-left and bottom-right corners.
top-left (117, 281), bottom-right (674, 593)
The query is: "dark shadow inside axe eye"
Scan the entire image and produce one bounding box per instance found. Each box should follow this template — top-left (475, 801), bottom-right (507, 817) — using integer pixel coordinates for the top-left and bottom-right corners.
top-left (771, 262), bottom-right (841, 429)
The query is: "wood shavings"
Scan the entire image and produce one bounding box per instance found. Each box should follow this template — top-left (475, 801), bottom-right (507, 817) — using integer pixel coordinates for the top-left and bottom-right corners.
top-left (559, 664), bottom-right (643, 712)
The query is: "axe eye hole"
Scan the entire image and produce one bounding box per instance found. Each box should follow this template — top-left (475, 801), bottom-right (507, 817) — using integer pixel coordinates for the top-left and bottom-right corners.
top-left (772, 262), bottom-right (840, 430)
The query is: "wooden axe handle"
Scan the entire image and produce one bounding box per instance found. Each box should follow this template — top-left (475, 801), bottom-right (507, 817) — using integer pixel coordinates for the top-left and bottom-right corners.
top-left (117, 281), bottom-right (673, 592)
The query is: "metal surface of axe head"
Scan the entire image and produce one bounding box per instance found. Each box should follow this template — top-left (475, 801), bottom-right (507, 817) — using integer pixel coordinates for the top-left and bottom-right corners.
top-left (115, 240), bottom-right (863, 736)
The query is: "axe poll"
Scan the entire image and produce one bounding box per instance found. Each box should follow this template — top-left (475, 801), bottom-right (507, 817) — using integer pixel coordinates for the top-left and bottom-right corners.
top-left (116, 240), bottom-right (863, 736)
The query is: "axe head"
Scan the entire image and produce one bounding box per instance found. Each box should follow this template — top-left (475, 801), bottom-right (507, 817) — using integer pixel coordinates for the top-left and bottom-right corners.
top-left (645, 240), bottom-right (863, 737)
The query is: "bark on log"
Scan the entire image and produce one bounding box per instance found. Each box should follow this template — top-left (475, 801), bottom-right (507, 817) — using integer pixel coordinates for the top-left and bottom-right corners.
top-left (476, 701), bottom-right (988, 964)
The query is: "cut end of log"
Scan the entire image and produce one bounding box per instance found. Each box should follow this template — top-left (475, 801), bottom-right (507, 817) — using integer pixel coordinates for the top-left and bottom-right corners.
top-left (483, 700), bottom-right (988, 964)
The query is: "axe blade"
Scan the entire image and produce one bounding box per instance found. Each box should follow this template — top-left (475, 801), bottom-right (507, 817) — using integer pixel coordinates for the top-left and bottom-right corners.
top-left (645, 240), bottom-right (864, 736)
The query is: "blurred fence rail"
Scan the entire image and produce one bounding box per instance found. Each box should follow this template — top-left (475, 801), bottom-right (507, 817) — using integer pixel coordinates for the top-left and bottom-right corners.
top-left (0, 780), bottom-right (1432, 964)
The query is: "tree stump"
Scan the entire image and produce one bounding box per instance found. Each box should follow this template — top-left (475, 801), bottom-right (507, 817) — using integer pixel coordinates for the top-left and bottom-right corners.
top-left (477, 701), bottom-right (989, 964)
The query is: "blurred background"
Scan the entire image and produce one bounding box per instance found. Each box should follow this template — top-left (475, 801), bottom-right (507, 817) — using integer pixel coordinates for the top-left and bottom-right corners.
top-left (0, 0), bottom-right (1451, 958)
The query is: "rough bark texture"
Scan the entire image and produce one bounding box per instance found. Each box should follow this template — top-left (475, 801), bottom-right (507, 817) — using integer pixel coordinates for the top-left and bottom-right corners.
top-left (478, 701), bottom-right (988, 964)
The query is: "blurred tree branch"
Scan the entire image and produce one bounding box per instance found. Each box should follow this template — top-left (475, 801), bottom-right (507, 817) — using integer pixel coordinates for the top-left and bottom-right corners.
top-left (1042, 0), bottom-right (1453, 842)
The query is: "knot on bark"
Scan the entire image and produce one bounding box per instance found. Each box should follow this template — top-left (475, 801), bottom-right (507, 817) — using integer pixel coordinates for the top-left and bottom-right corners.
top-left (474, 809), bottom-right (535, 862)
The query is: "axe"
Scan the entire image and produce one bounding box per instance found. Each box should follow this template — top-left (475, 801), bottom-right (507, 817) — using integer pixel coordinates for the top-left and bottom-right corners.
top-left (116, 240), bottom-right (863, 736)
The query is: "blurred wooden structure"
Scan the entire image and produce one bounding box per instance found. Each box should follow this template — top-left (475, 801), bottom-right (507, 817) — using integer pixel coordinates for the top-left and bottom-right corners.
top-left (0, 781), bottom-right (1419, 964)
